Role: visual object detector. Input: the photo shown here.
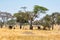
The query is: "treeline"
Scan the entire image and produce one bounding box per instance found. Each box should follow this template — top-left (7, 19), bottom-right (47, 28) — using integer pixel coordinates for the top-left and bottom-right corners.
top-left (0, 5), bottom-right (60, 30)
top-left (13, 5), bottom-right (48, 30)
top-left (33, 12), bottom-right (60, 30)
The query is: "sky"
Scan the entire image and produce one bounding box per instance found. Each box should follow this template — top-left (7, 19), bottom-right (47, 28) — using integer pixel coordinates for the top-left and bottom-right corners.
top-left (0, 0), bottom-right (60, 20)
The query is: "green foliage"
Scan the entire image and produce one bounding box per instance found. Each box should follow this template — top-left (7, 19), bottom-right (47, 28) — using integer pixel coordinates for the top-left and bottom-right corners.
top-left (14, 5), bottom-right (48, 30)
top-left (44, 15), bottom-right (51, 21)
top-left (0, 22), bottom-right (3, 26)
top-left (34, 5), bottom-right (48, 14)
top-left (40, 12), bottom-right (60, 30)
top-left (51, 12), bottom-right (60, 24)
top-left (7, 20), bottom-right (16, 25)
top-left (14, 12), bottom-right (29, 23)
top-left (33, 20), bottom-right (40, 25)
top-left (40, 14), bottom-right (51, 30)
top-left (57, 16), bottom-right (60, 25)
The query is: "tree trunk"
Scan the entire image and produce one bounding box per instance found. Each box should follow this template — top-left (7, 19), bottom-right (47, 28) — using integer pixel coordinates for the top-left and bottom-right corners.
top-left (43, 26), bottom-right (46, 30)
top-left (52, 20), bottom-right (54, 30)
top-left (38, 26), bottom-right (41, 30)
top-left (30, 19), bottom-right (33, 30)
top-left (48, 26), bottom-right (50, 30)
top-left (52, 25), bottom-right (54, 30)
top-left (20, 23), bottom-right (22, 29)
top-left (0, 25), bottom-right (3, 28)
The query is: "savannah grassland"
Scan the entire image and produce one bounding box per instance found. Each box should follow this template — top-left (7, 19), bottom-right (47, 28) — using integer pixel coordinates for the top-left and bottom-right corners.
top-left (0, 25), bottom-right (60, 40)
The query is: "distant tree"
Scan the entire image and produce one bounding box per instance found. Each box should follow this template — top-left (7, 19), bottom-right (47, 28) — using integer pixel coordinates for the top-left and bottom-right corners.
top-left (7, 20), bottom-right (16, 26)
top-left (7, 19), bottom-right (16, 29)
top-left (51, 12), bottom-right (59, 30)
top-left (0, 12), bottom-right (13, 27)
top-left (14, 12), bottom-right (29, 29)
top-left (14, 5), bottom-right (48, 30)
top-left (29, 5), bottom-right (48, 30)
top-left (0, 21), bottom-right (3, 28)
top-left (41, 14), bottom-right (51, 30)
top-left (57, 16), bottom-right (60, 25)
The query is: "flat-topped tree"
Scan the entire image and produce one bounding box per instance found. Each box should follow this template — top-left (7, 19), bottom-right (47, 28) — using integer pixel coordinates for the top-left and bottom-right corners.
top-left (14, 11), bottom-right (29, 29)
top-left (0, 12), bottom-right (13, 22)
top-left (14, 5), bottom-right (48, 30)
top-left (0, 12), bottom-right (13, 27)
top-left (29, 5), bottom-right (48, 30)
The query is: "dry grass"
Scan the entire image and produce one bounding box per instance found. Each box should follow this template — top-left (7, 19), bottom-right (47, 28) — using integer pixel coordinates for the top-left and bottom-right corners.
top-left (0, 28), bottom-right (60, 40)
top-left (0, 24), bottom-right (60, 40)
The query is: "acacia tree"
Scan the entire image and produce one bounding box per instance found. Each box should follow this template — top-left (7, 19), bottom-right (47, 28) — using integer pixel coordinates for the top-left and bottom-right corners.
top-left (14, 12), bottom-right (29, 29)
top-left (55, 13), bottom-right (60, 25)
top-left (14, 5), bottom-right (48, 30)
top-left (51, 12), bottom-right (59, 30)
top-left (29, 5), bottom-right (48, 30)
top-left (7, 19), bottom-right (16, 29)
top-left (41, 12), bottom-right (60, 30)
top-left (41, 14), bottom-right (51, 30)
